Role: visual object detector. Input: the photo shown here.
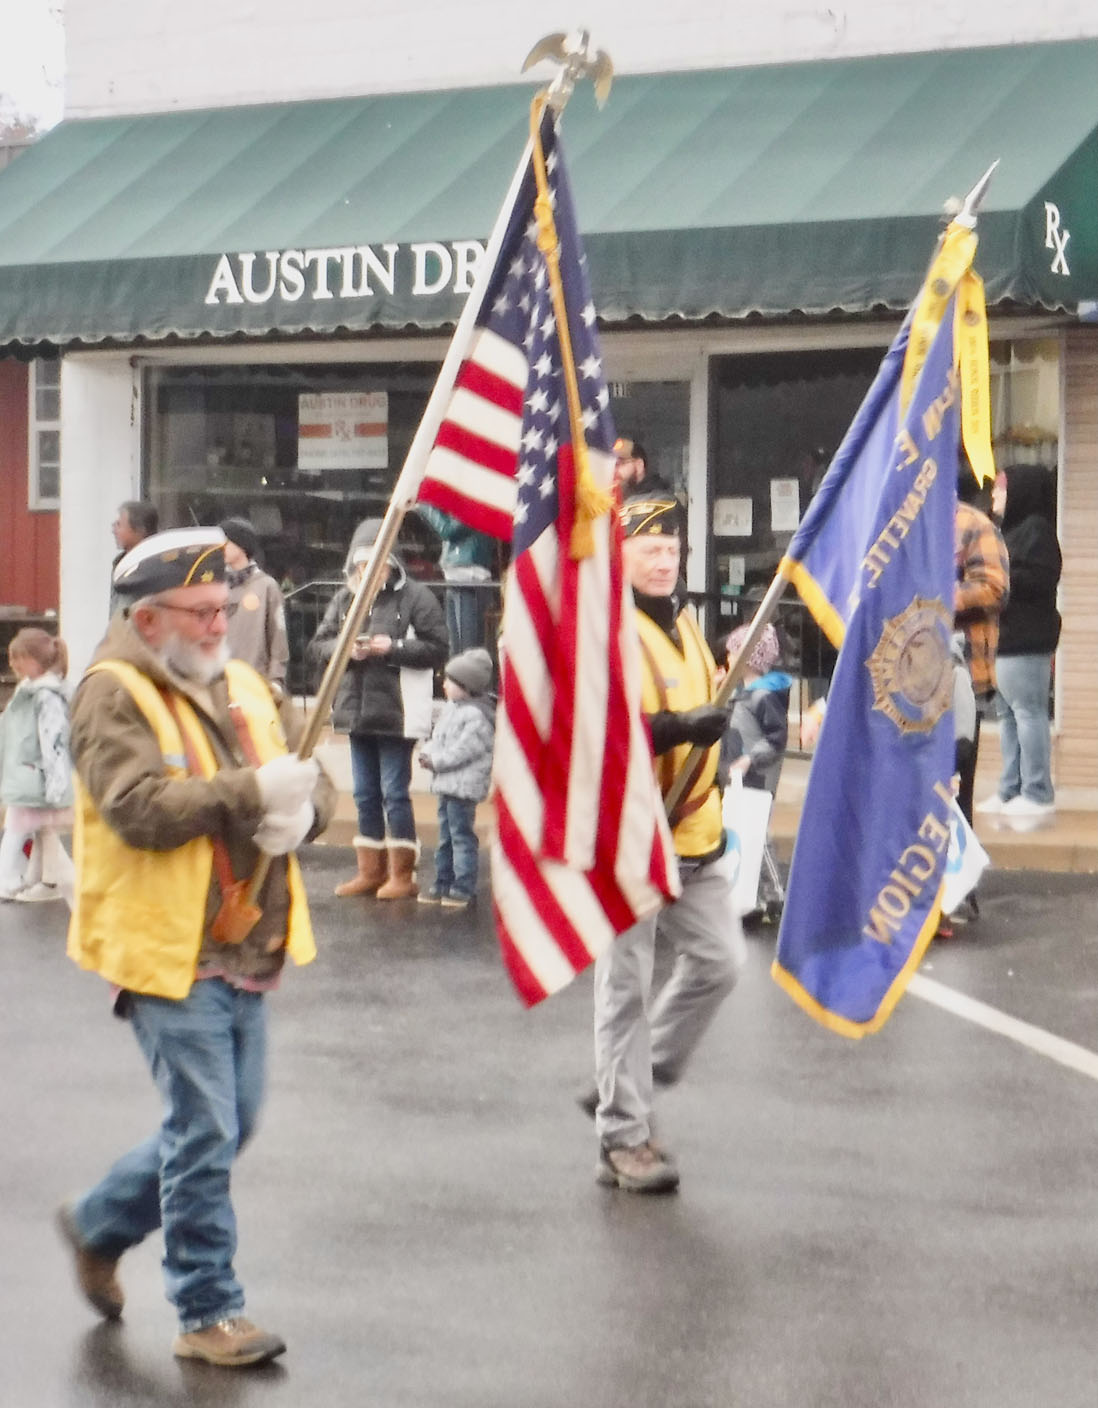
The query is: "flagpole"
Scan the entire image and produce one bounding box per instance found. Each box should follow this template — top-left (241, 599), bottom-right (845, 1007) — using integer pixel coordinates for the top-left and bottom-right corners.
top-left (222, 54), bottom-right (601, 936)
top-left (661, 160), bottom-right (999, 824)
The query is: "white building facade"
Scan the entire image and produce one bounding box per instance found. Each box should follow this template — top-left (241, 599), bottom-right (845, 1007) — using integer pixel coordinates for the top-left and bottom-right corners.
top-left (1, 1), bottom-right (1095, 796)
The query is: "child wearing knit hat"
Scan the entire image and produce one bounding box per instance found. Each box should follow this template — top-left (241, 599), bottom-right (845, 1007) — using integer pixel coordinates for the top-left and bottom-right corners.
top-left (719, 623), bottom-right (792, 923)
top-left (416, 649), bottom-right (496, 910)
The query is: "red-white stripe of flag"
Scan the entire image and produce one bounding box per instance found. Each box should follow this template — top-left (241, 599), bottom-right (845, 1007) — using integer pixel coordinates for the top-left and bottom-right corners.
top-left (418, 328), bottom-right (526, 536)
top-left (491, 446), bottom-right (680, 1006)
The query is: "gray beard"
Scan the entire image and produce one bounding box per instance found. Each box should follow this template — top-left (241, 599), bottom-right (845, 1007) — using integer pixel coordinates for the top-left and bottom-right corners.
top-left (160, 636), bottom-right (230, 686)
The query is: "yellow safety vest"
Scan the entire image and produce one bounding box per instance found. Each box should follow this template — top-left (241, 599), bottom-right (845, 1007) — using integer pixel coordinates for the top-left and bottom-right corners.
top-left (67, 658), bottom-right (315, 999)
top-left (635, 609), bottom-right (724, 858)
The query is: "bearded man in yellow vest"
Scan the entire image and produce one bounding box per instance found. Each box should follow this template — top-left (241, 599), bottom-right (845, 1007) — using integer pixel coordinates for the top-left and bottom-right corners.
top-left (57, 527), bottom-right (334, 1368)
top-left (589, 495), bottom-right (745, 1194)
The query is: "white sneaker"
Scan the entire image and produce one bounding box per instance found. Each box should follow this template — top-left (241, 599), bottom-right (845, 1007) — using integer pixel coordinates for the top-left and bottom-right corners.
top-left (1002, 796), bottom-right (1056, 819)
top-left (0, 884), bottom-right (23, 901)
top-left (974, 794), bottom-right (1008, 814)
top-left (14, 882), bottom-right (62, 903)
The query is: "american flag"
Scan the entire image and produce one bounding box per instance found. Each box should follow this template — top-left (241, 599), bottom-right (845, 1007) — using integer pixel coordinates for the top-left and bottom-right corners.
top-left (416, 111), bottom-right (680, 1005)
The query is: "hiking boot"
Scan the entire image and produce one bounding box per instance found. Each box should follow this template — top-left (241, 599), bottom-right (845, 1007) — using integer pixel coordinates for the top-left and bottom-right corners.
top-left (56, 1204), bottom-right (124, 1320)
top-left (173, 1317), bottom-right (286, 1368)
top-left (595, 1142), bottom-right (679, 1194)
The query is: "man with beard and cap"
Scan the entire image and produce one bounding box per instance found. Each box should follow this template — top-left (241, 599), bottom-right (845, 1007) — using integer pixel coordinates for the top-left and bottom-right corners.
top-left (581, 494), bottom-right (745, 1194)
top-left (308, 518), bottom-right (448, 901)
top-left (219, 516), bottom-right (289, 696)
top-left (58, 526), bottom-right (335, 1368)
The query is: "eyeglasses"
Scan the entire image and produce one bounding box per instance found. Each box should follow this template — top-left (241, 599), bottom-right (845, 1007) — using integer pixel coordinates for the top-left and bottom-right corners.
top-left (150, 601), bottom-right (230, 627)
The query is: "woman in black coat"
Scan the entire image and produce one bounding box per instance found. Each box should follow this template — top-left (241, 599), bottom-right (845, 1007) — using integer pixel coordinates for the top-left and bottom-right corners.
top-left (980, 465), bottom-right (1061, 822)
top-left (308, 519), bottom-right (448, 898)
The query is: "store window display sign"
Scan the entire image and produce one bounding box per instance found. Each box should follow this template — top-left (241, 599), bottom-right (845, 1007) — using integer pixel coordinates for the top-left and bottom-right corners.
top-left (204, 241), bottom-right (487, 308)
top-left (298, 392), bottom-right (388, 472)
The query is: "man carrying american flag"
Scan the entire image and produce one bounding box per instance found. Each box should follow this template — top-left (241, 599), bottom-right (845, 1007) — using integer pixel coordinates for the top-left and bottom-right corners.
top-left (579, 494), bottom-right (745, 1193)
top-left (414, 104), bottom-right (681, 1011)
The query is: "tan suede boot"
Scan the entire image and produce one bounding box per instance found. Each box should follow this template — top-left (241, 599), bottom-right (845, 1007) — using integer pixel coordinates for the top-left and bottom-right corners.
top-left (376, 840), bottom-right (419, 899)
top-left (334, 837), bottom-right (387, 897)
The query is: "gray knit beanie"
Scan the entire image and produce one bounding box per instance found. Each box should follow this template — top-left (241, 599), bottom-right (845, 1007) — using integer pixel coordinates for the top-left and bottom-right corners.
top-left (445, 647), bottom-right (494, 696)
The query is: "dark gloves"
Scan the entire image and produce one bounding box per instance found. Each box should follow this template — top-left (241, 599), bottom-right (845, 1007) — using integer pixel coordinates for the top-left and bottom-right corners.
top-left (647, 705), bottom-right (728, 754)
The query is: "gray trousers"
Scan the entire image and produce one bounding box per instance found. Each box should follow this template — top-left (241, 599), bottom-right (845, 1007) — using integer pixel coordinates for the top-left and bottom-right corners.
top-left (593, 856), bottom-right (746, 1149)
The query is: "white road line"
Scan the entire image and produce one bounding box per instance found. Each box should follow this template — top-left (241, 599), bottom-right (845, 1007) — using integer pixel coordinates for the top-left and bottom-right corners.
top-left (909, 973), bottom-right (1098, 1082)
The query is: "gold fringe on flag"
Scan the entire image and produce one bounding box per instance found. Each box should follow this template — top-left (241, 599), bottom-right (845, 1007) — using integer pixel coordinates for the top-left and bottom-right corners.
top-left (955, 268), bottom-right (996, 485)
top-left (529, 93), bottom-right (613, 559)
top-left (899, 222), bottom-right (977, 414)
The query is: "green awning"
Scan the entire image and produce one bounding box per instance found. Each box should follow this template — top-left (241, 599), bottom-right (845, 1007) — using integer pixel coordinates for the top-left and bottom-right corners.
top-left (0, 40), bottom-right (1095, 347)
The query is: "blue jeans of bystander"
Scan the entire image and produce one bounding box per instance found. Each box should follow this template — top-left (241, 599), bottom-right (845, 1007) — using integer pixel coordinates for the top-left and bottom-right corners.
top-left (435, 795), bottom-right (479, 899)
top-left (995, 653), bottom-right (1054, 805)
top-left (349, 733), bottom-right (417, 842)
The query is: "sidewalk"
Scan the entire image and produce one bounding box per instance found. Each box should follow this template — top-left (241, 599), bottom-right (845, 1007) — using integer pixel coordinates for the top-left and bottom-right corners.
top-left (312, 725), bottom-right (1097, 873)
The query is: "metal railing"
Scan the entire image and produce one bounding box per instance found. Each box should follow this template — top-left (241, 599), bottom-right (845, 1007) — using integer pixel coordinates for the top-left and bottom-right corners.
top-left (285, 577), bottom-right (830, 751)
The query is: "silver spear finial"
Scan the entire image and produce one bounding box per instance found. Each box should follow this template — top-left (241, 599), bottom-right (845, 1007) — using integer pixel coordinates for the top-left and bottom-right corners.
top-left (522, 28), bottom-right (614, 110)
top-left (945, 159), bottom-right (1000, 229)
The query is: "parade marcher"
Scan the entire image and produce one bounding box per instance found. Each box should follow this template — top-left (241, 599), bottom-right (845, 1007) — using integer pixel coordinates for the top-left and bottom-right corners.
top-left (417, 646), bottom-right (496, 910)
top-left (58, 526), bottom-right (334, 1368)
top-left (308, 518), bottom-right (448, 900)
top-left (977, 465), bottom-right (1061, 824)
top-left (585, 494), bottom-right (745, 1194)
top-left (219, 516), bottom-right (290, 696)
top-left (0, 627), bottom-right (74, 902)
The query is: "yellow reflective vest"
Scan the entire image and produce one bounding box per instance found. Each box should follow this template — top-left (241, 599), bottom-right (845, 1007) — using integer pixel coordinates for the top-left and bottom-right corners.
top-left (67, 658), bottom-right (315, 999)
top-left (635, 608), bottom-right (724, 859)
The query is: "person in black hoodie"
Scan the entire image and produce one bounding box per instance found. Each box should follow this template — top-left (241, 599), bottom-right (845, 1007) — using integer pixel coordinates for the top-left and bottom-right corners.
top-left (977, 465), bottom-right (1061, 824)
top-left (308, 519), bottom-right (448, 899)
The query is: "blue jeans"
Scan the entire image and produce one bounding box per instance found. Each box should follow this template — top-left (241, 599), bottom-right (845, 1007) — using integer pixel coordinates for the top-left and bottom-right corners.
top-left (434, 795), bottom-right (479, 898)
top-left (70, 979), bottom-right (267, 1332)
top-left (995, 653), bottom-right (1054, 805)
top-left (445, 585), bottom-right (486, 655)
top-left (349, 734), bottom-right (416, 842)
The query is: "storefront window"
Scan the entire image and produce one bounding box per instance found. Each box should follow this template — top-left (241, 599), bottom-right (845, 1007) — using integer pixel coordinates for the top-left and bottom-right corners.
top-left (606, 379), bottom-right (690, 496)
top-left (28, 356), bottom-right (61, 509)
top-left (990, 337), bottom-right (1060, 472)
top-left (143, 361), bottom-right (453, 589)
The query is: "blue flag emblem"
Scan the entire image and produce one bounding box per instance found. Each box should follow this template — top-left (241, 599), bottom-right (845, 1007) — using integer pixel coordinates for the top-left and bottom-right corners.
top-left (773, 300), bottom-right (961, 1037)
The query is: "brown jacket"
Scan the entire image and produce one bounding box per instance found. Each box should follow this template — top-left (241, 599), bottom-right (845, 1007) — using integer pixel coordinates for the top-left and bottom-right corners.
top-left (69, 616), bottom-right (335, 984)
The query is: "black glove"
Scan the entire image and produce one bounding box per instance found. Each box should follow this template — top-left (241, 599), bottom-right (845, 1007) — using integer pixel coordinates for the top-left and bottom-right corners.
top-left (647, 705), bottom-right (728, 754)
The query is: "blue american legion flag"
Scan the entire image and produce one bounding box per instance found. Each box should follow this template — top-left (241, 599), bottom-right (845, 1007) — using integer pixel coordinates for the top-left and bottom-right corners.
top-left (417, 109), bottom-right (679, 1005)
top-left (772, 296), bottom-right (962, 1037)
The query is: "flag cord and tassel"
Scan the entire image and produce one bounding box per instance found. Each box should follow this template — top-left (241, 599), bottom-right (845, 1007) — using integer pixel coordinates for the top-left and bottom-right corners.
top-left (528, 91), bottom-right (613, 559)
top-left (662, 159), bottom-right (999, 826)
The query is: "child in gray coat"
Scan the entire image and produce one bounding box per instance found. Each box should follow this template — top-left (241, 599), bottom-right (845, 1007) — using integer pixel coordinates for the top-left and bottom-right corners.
top-left (417, 648), bottom-right (496, 910)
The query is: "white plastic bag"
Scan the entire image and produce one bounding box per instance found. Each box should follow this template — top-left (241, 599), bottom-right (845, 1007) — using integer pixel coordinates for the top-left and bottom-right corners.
top-left (721, 772), bottom-right (773, 917)
top-left (942, 798), bottom-right (990, 914)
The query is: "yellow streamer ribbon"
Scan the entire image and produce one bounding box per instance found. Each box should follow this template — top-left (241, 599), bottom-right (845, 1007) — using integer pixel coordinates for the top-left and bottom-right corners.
top-left (529, 93), bottom-right (613, 559)
top-left (899, 222), bottom-right (977, 414)
top-left (955, 269), bottom-right (996, 485)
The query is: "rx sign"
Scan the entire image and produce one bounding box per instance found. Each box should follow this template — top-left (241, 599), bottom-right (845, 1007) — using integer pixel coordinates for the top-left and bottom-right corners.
top-left (1044, 202), bottom-right (1071, 276)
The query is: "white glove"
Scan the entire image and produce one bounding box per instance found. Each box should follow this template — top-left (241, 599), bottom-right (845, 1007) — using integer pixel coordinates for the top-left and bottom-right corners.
top-left (254, 800), bottom-right (314, 856)
top-left (255, 755), bottom-right (319, 815)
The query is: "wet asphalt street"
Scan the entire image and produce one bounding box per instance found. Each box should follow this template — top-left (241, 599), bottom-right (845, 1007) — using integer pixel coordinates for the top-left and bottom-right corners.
top-left (3, 849), bottom-right (1097, 1408)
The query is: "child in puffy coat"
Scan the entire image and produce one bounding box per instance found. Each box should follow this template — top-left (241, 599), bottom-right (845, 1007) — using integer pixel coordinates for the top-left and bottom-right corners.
top-left (719, 622), bottom-right (793, 922)
top-left (0, 627), bottom-right (75, 902)
top-left (417, 648), bottom-right (496, 911)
